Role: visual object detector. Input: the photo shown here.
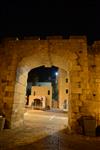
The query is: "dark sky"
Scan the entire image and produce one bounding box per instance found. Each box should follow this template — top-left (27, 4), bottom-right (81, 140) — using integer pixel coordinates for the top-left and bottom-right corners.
top-left (0, 1), bottom-right (100, 43)
top-left (28, 66), bottom-right (58, 83)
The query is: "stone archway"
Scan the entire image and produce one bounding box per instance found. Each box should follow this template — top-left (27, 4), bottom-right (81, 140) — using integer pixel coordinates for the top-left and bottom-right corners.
top-left (11, 53), bottom-right (72, 128)
top-left (0, 37), bottom-right (90, 131)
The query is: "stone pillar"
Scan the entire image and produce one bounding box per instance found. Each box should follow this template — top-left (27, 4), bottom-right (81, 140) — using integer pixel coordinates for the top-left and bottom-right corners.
top-left (2, 52), bottom-right (18, 128)
top-left (58, 69), bottom-right (69, 110)
top-left (69, 69), bottom-right (82, 131)
top-left (11, 67), bottom-right (28, 128)
top-left (68, 42), bottom-right (89, 132)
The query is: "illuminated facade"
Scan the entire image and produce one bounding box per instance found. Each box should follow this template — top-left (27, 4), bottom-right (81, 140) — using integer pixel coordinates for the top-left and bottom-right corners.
top-left (0, 36), bottom-right (100, 131)
top-left (29, 84), bottom-right (52, 109)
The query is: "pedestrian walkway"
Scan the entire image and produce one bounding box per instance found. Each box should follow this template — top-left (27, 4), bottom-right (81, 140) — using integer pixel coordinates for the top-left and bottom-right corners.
top-left (0, 109), bottom-right (100, 150)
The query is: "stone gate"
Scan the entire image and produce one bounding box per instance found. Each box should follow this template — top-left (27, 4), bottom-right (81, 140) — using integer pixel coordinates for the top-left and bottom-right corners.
top-left (0, 36), bottom-right (100, 132)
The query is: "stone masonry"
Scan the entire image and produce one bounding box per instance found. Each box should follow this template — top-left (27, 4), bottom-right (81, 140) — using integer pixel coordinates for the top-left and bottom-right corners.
top-left (58, 68), bottom-right (69, 110)
top-left (0, 36), bottom-right (100, 132)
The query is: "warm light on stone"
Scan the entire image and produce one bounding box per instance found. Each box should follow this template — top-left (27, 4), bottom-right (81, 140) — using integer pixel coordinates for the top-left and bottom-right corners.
top-left (0, 36), bottom-right (100, 132)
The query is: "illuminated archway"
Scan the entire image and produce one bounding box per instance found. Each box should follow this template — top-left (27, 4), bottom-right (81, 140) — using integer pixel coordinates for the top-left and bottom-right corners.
top-left (0, 37), bottom-right (89, 131)
top-left (12, 53), bottom-right (72, 128)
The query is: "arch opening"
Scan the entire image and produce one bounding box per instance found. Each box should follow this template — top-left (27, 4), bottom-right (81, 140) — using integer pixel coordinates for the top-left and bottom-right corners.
top-left (26, 66), bottom-right (59, 109)
top-left (25, 66), bottom-right (69, 112)
top-left (11, 57), bottom-right (71, 129)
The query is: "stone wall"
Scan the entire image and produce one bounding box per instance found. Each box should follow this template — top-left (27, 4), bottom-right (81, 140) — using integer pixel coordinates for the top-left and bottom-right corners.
top-left (88, 42), bottom-right (100, 125)
top-left (0, 36), bottom-right (99, 131)
top-left (58, 68), bottom-right (69, 110)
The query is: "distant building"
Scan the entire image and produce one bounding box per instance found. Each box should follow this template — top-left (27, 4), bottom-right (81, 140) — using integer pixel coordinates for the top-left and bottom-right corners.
top-left (58, 69), bottom-right (69, 111)
top-left (29, 82), bottom-right (52, 109)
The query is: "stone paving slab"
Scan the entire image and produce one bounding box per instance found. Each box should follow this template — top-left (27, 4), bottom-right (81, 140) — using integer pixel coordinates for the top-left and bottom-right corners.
top-left (0, 110), bottom-right (100, 150)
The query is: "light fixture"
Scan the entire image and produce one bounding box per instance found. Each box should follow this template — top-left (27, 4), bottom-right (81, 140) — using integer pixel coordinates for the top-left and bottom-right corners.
top-left (55, 72), bottom-right (58, 76)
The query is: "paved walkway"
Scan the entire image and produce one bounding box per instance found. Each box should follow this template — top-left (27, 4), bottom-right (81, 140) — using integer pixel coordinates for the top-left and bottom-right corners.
top-left (0, 109), bottom-right (100, 150)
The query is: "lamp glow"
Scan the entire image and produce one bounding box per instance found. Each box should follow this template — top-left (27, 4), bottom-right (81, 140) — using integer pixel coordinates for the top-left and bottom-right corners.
top-left (55, 72), bottom-right (58, 76)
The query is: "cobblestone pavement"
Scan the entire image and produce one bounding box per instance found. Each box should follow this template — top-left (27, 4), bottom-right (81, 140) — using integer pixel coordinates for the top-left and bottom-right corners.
top-left (0, 109), bottom-right (100, 150)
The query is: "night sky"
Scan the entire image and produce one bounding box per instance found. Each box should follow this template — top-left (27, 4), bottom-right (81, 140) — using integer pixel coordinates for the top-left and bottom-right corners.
top-left (28, 66), bottom-right (58, 83)
top-left (0, 1), bottom-right (100, 43)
